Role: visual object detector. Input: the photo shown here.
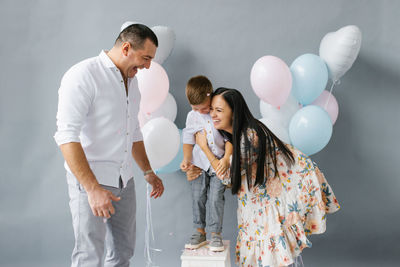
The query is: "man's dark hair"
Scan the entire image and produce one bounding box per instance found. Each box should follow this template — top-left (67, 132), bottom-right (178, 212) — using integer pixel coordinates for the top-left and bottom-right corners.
top-left (115, 24), bottom-right (158, 50)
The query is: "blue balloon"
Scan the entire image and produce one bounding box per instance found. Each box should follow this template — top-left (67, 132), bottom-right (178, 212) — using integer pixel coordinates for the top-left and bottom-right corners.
top-left (156, 129), bottom-right (184, 173)
top-left (289, 105), bottom-right (332, 156)
top-left (290, 54), bottom-right (328, 105)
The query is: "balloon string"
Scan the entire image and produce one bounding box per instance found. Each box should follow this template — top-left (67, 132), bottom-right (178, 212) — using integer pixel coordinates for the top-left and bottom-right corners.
top-left (144, 170), bottom-right (162, 267)
top-left (289, 255), bottom-right (304, 267)
top-left (324, 80), bottom-right (337, 110)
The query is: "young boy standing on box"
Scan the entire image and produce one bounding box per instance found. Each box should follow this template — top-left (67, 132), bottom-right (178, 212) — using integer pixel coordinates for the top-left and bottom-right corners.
top-left (181, 75), bottom-right (232, 252)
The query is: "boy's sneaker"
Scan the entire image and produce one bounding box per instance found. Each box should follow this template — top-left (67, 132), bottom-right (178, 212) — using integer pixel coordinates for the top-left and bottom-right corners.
top-left (184, 231), bottom-right (207, 249)
top-left (209, 233), bottom-right (224, 252)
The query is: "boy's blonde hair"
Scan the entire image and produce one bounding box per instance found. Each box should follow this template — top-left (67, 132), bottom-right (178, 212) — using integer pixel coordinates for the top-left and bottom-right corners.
top-left (185, 75), bottom-right (213, 105)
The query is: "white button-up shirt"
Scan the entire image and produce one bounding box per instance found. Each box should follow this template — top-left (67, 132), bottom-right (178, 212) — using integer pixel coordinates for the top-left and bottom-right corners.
top-left (182, 110), bottom-right (225, 172)
top-left (54, 50), bottom-right (143, 188)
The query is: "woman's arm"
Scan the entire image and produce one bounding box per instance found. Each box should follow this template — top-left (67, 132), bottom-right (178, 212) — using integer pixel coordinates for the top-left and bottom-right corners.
top-left (216, 141), bottom-right (232, 176)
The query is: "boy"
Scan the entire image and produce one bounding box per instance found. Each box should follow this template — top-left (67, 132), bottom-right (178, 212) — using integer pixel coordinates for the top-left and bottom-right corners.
top-left (181, 75), bottom-right (232, 252)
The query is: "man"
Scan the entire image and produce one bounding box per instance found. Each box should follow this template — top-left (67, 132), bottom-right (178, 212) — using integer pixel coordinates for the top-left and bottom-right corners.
top-left (54, 24), bottom-right (164, 267)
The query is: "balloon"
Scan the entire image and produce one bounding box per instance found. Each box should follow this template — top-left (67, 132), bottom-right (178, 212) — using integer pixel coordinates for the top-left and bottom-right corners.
top-left (136, 61), bottom-right (169, 114)
top-left (290, 54), bottom-right (328, 105)
top-left (259, 117), bottom-right (291, 144)
top-left (139, 93), bottom-right (177, 127)
top-left (311, 90), bottom-right (339, 125)
top-left (151, 26), bottom-right (176, 64)
top-left (289, 105), bottom-right (332, 156)
top-left (120, 21), bottom-right (141, 32)
top-left (250, 56), bottom-right (292, 107)
top-left (259, 94), bottom-right (302, 129)
top-left (157, 130), bottom-right (184, 173)
top-left (319, 25), bottom-right (362, 82)
top-left (141, 118), bottom-right (180, 170)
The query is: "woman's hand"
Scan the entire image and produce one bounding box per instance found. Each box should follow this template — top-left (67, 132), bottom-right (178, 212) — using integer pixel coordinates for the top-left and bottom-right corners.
top-left (195, 129), bottom-right (208, 150)
top-left (216, 157), bottom-right (229, 177)
top-left (186, 165), bottom-right (202, 181)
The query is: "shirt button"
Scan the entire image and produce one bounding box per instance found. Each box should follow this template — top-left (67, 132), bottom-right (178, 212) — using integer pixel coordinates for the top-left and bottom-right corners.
top-left (121, 80), bottom-right (124, 83)
top-left (125, 150), bottom-right (127, 153)
top-left (126, 133), bottom-right (129, 135)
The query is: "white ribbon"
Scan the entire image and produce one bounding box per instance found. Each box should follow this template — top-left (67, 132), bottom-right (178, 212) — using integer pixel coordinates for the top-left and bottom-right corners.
top-left (324, 80), bottom-right (337, 110)
top-left (144, 180), bottom-right (162, 267)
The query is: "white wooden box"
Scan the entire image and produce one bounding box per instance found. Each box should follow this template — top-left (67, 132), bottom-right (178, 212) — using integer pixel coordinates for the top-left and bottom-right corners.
top-left (181, 240), bottom-right (231, 267)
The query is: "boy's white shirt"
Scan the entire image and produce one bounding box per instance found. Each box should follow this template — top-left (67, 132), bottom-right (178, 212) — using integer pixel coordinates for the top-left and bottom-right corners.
top-left (182, 110), bottom-right (225, 172)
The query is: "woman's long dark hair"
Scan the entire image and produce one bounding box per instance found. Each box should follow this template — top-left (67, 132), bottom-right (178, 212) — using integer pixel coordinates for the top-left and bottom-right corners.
top-left (213, 87), bottom-right (295, 195)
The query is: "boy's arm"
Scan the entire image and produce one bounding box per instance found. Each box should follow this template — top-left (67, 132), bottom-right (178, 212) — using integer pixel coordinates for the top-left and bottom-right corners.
top-left (180, 144), bottom-right (194, 171)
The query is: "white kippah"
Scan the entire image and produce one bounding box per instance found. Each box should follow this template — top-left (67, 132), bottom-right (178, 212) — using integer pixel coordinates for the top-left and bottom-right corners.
top-left (120, 21), bottom-right (141, 32)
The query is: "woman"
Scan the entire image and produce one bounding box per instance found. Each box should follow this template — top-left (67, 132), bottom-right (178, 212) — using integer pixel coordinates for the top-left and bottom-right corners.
top-left (195, 87), bottom-right (340, 267)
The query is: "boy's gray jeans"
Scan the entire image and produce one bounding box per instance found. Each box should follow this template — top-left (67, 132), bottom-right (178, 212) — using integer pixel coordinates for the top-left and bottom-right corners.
top-left (67, 172), bottom-right (136, 267)
top-left (191, 168), bottom-right (226, 233)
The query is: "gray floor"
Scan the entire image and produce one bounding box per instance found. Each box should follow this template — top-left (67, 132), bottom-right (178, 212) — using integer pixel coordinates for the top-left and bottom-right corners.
top-left (3, 261), bottom-right (399, 267)
top-left (3, 258), bottom-right (399, 267)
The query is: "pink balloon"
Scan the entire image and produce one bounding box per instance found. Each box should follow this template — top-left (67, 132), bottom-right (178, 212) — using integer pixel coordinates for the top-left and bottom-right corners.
top-left (311, 90), bottom-right (339, 125)
top-left (136, 61), bottom-right (169, 114)
top-left (250, 56), bottom-right (292, 107)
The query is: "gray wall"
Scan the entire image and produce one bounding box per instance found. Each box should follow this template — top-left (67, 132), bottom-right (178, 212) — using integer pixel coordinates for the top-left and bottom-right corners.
top-left (1, 0), bottom-right (399, 266)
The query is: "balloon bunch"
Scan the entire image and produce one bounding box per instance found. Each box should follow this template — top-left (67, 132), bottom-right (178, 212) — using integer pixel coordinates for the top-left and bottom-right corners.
top-left (121, 22), bottom-right (183, 267)
top-left (121, 22), bottom-right (183, 172)
top-left (253, 25), bottom-right (361, 155)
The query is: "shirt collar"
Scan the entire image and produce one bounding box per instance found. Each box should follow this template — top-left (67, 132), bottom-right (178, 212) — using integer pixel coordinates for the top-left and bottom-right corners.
top-left (99, 50), bottom-right (118, 69)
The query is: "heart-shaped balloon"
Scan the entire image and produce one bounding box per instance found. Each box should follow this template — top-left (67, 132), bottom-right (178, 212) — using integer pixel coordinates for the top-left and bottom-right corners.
top-left (151, 25), bottom-right (176, 64)
top-left (319, 25), bottom-right (362, 82)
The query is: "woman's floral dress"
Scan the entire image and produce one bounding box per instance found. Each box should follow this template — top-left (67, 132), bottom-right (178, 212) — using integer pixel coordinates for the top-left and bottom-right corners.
top-left (222, 129), bottom-right (340, 267)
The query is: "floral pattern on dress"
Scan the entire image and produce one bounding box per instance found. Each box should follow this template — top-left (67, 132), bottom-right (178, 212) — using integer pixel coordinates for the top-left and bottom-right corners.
top-left (225, 129), bottom-right (340, 267)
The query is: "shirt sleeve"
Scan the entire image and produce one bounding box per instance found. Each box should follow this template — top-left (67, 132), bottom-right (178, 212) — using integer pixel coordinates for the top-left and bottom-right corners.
top-left (54, 67), bottom-right (94, 146)
top-left (182, 111), bottom-right (202, 145)
top-left (131, 79), bottom-right (143, 142)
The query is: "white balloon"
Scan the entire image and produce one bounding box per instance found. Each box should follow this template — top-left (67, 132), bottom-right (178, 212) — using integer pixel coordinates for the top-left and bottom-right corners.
top-left (139, 93), bottom-right (177, 127)
top-left (259, 94), bottom-right (302, 129)
top-left (259, 117), bottom-right (291, 144)
top-left (319, 25), bottom-right (362, 82)
top-left (141, 117), bottom-right (180, 170)
top-left (151, 26), bottom-right (176, 64)
top-left (120, 21), bottom-right (141, 32)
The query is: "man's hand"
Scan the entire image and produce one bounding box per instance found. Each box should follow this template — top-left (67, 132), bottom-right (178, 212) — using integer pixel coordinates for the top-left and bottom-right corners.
top-left (186, 165), bottom-right (202, 181)
top-left (87, 185), bottom-right (120, 218)
top-left (144, 172), bottom-right (164, 198)
top-left (180, 159), bottom-right (193, 172)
